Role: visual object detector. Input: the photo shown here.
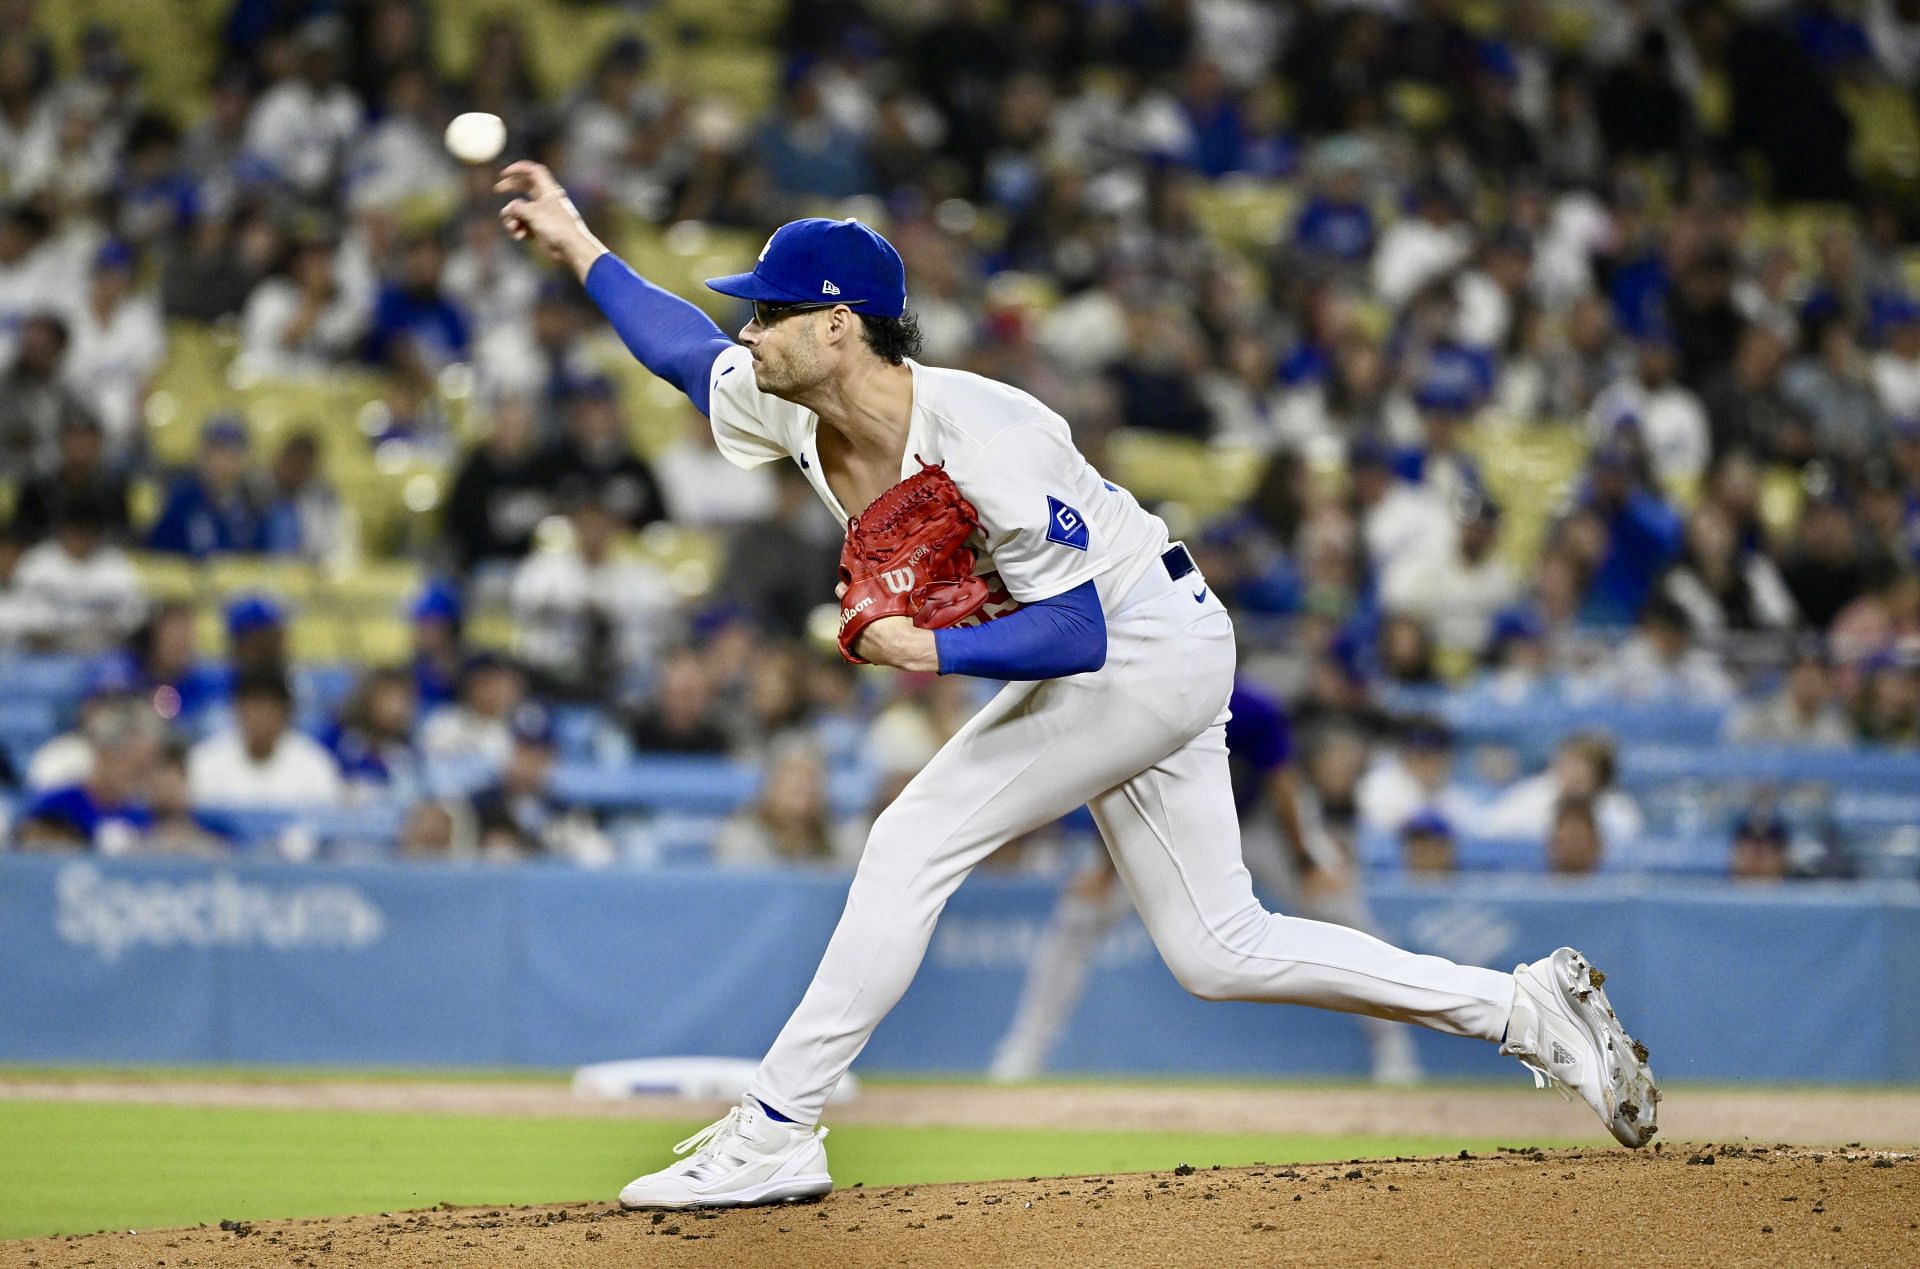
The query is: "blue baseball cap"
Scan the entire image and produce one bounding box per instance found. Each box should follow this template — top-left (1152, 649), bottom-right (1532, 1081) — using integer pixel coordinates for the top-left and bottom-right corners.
top-left (706, 218), bottom-right (907, 318)
top-left (1404, 810), bottom-right (1455, 839)
top-left (95, 238), bottom-right (135, 272)
top-left (225, 593), bottom-right (286, 639)
top-left (1490, 606), bottom-right (1545, 645)
top-left (201, 412), bottom-right (250, 449)
top-left (409, 578), bottom-right (463, 626)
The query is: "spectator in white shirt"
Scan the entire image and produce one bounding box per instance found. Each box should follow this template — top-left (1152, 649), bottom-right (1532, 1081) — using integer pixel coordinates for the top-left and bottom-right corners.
top-left (1871, 298), bottom-right (1920, 421)
top-left (1371, 180), bottom-right (1473, 309)
top-left (442, 211), bottom-right (541, 346)
top-left (237, 235), bottom-right (368, 379)
top-left (243, 18), bottom-right (363, 199)
top-left (344, 63), bottom-right (458, 212)
top-left (1725, 644), bottom-right (1853, 747)
top-left (1595, 594), bottom-right (1738, 705)
top-left (419, 652), bottom-right (527, 766)
top-left (1357, 717), bottom-right (1483, 836)
top-left (1587, 332), bottom-right (1710, 486)
top-left (1476, 733), bottom-right (1645, 847)
top-left (1380, 492), bottom-right (1518, 657)
top-left (511, 481), bottom-right (679, 697)
top-left (1351, 437), bottom-right (1457, 599)
top-left (25, 656), bottom-right (143, 791)
top-left (11, 491), bottom-right (143, 652)
top-left (60, 240), bottom-right (164, 456)
top-left (187, 670), bottom-right (343, 809)
top-left (0, 204), bottom-right (76, 369)
top-left (653, 405), bottom-right (779, 527)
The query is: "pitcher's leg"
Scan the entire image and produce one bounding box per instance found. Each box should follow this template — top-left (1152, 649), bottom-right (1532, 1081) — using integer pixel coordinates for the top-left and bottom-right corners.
top-left (1090, 725), bottom-right (1515, 1041)
top-left (749, 678), bottom-right (1182, 1123)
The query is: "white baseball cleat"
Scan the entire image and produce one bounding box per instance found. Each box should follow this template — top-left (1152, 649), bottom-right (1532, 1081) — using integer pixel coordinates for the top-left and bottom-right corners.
top-left (618, 1099), bottom-right (833, 1210)
top-left (1500, 947), bottom-right (1660, 1148)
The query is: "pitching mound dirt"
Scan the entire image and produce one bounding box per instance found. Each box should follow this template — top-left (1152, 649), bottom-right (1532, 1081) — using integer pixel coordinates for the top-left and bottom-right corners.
top-left (8, 1146), bottom-right (1915, 1268)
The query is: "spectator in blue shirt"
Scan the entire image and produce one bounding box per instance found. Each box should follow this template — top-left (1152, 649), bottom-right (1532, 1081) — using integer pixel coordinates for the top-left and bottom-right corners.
top-left (12, 699), bottom-right (160, 852)
top-left (1572, 443), bottom-right (1684, 626)
top-left (1396, 368), bottom-right (1487, 503)
top-left (164, 593), bottom-right (292, 729)
top-left (322, 666), bottom-right (420, 799)
top-left (121, 602), bottom-right (225, 727)
top-left (1293, 158), bottom-right (1375, 266)
top-left (145, 414), bottom-right (266, 557)
top-left (366, 230), bottom-right (471, 375)
top-left (408, 579), bottom-right (466, 709)
top-left (260, 432), bottom-right (348, 561)
top-left (1179, 58), bottom-right (1246, 177)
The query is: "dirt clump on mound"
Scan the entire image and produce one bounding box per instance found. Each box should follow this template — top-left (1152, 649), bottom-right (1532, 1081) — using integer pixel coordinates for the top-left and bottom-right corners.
top-left (6, 1146), bottom-right (1914, 1268)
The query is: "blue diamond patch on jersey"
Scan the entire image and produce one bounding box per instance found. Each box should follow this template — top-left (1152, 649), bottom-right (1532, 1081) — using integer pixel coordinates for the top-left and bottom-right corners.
top-left (1045, 496), bottom-right (1089, 551)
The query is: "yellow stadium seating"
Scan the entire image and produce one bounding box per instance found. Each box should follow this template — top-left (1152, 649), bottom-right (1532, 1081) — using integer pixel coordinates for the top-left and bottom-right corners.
top-left (635, 522), bottom-right (725, 600)
top-left (1105, 431), bottom-right (1265, 521)
top-left (1188, 180), bottom-right (1299, 258)
top-left (130, 553), bottom-right (204, 605)
top-left (1840, 80), bottom-right (1920, 187)
top-left (207, 556), bottom-right (318, 605)
top-left (1389, 82), bottom-right (1452, 134)
top-left (1466, 420), bottom-right (1590, 568)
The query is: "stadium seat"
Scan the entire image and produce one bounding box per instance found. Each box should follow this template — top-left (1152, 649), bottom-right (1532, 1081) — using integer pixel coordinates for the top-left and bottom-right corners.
top-left (1188, 180), bottom-right (1299, 256)
top-left (1105, 431), bottom-right (1265, 520)
top-left (131, 554), bottom-right (206, 605)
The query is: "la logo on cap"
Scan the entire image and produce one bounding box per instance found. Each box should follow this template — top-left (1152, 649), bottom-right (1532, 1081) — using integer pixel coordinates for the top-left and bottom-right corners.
top-left (822, 280), bottom-right (840, 295)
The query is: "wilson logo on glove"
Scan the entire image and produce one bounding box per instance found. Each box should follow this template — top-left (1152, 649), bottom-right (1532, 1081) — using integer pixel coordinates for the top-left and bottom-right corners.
top-left (837, 459), bottom-right (993, 663)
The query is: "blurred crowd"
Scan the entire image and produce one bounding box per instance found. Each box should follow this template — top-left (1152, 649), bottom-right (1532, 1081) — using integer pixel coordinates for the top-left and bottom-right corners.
top-left (8, 0), bottom-right (1920, 881)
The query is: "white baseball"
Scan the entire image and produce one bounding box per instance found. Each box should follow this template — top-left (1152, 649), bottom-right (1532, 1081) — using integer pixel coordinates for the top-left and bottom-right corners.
top-left (444, 111), bottom-right (507, 165)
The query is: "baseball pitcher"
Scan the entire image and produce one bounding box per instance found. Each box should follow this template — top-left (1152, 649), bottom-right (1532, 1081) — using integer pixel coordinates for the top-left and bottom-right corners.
top-left (497, 162), bottom-right (1660, 1210)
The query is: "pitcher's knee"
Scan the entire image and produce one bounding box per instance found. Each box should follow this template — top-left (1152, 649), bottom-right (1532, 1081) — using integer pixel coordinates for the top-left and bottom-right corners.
top-left (1164, 950), bottom-right (1244, 1002)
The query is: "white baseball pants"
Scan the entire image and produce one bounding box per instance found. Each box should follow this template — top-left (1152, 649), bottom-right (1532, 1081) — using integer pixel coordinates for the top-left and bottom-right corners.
top-left (749, 566), bottom-right (1515, 1123)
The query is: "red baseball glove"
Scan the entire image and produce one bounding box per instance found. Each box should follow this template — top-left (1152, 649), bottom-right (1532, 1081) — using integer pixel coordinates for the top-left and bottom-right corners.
top-left (837, 460), bottom-right (992, 663)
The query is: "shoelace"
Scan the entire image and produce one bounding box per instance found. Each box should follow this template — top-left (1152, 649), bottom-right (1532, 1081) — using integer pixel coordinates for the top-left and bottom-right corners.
top-left (1501, 1011), bottom-right (1576, 1103)
top-left (673, 1107), bottom-right (748, 1159)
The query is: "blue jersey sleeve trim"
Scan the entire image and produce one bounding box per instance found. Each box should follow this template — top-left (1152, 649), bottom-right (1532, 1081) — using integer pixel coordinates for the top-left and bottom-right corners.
top-left (933, 580), bottom-right (1106, 680)
top-left (583, 254), bottom-right (736, 416)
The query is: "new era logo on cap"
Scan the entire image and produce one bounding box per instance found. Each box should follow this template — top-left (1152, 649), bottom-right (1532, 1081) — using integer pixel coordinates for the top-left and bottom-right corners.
top-left (822, 280), bottom-right (840, 295)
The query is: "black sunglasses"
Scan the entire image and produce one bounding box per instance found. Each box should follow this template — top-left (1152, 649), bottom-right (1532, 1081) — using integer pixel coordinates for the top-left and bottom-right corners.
top-left (751, 299), bottom-right (860, 327)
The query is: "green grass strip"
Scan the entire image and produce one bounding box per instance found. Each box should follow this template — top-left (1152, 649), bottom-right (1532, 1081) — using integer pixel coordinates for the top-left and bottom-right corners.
top-left (0, 1100), bottom-right (1554, 1240)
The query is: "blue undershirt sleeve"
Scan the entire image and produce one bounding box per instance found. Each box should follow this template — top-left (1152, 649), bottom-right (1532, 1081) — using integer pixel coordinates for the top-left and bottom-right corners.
top-left (933, 580), bottom-right (1107, 680)
top-left (583, 253), bottom-right (736, 416)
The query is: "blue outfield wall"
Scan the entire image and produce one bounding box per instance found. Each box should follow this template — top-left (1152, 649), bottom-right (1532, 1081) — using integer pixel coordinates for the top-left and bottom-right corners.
top-left (2, 854), bottom-right (1917, 1083)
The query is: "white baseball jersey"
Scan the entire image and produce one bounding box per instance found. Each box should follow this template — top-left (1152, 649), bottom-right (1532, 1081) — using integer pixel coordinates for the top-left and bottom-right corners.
top-left (704, 345), bottom-right (1172, 612)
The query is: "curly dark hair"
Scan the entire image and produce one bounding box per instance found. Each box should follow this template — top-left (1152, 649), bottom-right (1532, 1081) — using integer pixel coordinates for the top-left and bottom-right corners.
top-left (857, 310), bottom-right (924, 365)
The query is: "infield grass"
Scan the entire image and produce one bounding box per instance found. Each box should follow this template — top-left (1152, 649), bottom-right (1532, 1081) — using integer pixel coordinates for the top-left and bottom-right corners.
top-left (0, 1100), bottom-right (1538, 1240)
